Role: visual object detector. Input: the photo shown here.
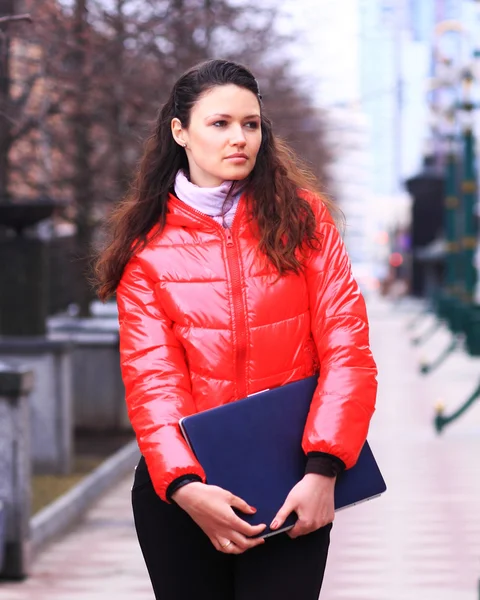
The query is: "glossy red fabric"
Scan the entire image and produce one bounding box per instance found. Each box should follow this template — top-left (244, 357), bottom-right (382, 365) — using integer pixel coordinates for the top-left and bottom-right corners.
top-left (117, 193), bottom-right (377, 501)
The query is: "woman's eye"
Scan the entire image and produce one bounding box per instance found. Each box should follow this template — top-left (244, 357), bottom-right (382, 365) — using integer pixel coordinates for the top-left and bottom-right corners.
top-left (245, 121), bottom-right (259, 129)
top-left (213, 120), bottom-right (227, 127)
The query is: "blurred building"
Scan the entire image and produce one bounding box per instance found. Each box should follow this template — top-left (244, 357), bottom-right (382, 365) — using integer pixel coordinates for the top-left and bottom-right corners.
top-left (283, 0), bottom-right (480, 291)
top-left (357, 0), bottom-right (473, 193)
top-left (324, 107), bottom-right (376, 263)
top-left (357, 0), bottom-right (429, 223)
top-left (354, 0), bottom-right (480, 289)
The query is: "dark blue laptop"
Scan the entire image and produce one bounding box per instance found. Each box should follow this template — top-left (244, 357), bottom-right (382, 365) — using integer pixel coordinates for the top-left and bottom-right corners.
top-left (179, 376), bottom-right (386, 538)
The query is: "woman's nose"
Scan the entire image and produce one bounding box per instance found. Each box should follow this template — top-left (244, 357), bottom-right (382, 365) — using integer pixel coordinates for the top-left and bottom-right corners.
top-left (230, 125), bottom-right (247, 146)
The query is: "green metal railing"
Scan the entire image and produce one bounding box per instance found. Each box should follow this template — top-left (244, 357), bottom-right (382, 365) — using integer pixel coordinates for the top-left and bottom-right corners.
top-left (408, 40), bottom-right (480, 431)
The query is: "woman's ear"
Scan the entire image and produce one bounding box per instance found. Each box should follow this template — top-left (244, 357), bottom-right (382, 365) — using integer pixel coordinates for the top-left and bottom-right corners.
top-left (171, 118), bottom-right (187, 148)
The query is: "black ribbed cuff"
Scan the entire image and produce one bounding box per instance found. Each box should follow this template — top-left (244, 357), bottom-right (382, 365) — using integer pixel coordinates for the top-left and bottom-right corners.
top-left (166, 474), bottom-right (203, 503)
top-left (305, 452), bottom-right (346, 478)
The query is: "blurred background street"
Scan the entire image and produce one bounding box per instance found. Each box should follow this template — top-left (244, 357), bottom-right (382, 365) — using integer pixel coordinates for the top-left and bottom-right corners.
top-left (1, 0), bottom-right (480, 598)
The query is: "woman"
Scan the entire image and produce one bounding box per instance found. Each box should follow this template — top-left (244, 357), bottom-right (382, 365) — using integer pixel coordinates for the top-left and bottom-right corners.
top-left (95, 59), bottom-right (377, 600)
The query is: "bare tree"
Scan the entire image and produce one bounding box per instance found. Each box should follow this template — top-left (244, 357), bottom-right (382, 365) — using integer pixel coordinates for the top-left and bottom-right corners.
top-left (258, 62), bottom-right (333, 188)
top-left (69, 0), bottom-right (96, 315)
top-left (0, 0), bottom-right (32, 200)
top-left (6, 0), bottom-right (334, 316)
top-left (1, 0), bottom-right (67, 201)
top-left (0, 12), bottom-right (31, 23)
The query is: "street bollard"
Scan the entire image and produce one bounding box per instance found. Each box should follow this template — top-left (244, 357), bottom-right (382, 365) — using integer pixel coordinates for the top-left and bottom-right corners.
top-left (0, 362), bottom-right (34, 580)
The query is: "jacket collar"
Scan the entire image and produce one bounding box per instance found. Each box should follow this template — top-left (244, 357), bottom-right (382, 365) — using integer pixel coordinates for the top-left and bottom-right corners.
top-left (166, 192), bottom-right (249, 233)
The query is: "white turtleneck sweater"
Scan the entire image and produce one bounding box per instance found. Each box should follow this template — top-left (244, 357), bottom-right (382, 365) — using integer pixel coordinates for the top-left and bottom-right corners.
top-left (174, 170), bottom-right (245, 229)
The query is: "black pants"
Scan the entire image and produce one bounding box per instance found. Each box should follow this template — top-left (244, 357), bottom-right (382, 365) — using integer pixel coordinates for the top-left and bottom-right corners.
top-left (132, 457), bottom-right (332, 600)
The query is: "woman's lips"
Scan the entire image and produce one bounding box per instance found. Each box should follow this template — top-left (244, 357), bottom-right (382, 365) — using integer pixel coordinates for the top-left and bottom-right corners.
top-left (225, 154), bottom-right (248, 163)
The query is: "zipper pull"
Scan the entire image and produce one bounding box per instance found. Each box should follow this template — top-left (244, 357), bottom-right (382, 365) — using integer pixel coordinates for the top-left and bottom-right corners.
top-left (225, 229), bottom-right (234, 247)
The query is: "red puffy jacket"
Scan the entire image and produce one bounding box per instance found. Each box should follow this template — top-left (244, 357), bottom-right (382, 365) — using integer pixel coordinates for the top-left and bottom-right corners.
top-left (117, 192), bottom-right (377, 501)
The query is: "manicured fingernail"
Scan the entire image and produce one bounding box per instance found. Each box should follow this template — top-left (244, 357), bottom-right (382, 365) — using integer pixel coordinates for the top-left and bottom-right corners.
top-left (270, 520), bottom-right (278, 529)
top-left (250, 506), bottom-right (257, 512)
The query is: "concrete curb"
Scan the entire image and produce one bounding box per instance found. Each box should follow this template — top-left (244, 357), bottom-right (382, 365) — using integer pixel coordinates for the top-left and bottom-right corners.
top-left (31, 439), bottom-right (140, 555)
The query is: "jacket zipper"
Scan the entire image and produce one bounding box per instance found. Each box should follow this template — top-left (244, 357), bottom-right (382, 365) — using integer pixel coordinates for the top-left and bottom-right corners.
top-left (172, 197), bottom-right (249, 400)
top-left (224, 227), bottom-right (248, 400)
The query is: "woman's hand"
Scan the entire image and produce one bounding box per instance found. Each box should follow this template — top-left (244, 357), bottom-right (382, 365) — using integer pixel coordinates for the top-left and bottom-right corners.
top-left (172, 482), bottom-right (266, 554)
top-left (270, 473), bottom-right (335, 538)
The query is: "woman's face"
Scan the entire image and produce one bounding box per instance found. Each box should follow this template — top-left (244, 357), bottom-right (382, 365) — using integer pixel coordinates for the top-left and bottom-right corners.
top-left (172, 84), bottom-right (262, 187)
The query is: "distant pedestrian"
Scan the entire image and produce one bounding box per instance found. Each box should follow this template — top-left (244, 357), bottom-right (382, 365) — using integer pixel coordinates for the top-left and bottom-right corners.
top-left (95, 59), bottom-right (377, 600)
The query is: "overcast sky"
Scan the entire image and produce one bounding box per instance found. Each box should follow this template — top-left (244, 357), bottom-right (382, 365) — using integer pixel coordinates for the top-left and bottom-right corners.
top-left (276, 0), bottom-right (361, 107)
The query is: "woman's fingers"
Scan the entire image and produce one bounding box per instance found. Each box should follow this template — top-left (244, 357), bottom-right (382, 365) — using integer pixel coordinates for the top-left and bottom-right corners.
top-left (217, 538), bottom-right (235, 552)
top-left (214, 513), bottom-right (266, 553)
top-left (216, 530), bottom-right (265, 554)
top-left (217, 539), bottom-right (243, 555)
top-left (287, 518), bottom-right (311, 539)
top-left (230, 514), bottom-right (266, 538)
top-left (229, 493), bottom-right (256, 515)
top-left (287, 516), bottom-right (332, 539)
top-left (229, 529), bottom-right (265, 551)
top-left (227, 493), bottom-right (267, 537)
top-left (203, 489), bottom-right (268, 553)
top-left (270, 496), bottom-right (295, 531)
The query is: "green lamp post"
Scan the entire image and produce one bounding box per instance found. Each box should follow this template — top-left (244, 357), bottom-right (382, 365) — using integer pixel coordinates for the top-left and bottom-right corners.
top-left (438, 128), bottom-right (461, 325)
top-left (460, 79), bottom-right (478, 305)
top-left (460, 70), bottom-right (480, 355)
top-left (444, 151), bottom-right (459, 294)
top-left (435, 66), bottom-right (480, 431)
top-left (439, 69), bottom-right (477, 335)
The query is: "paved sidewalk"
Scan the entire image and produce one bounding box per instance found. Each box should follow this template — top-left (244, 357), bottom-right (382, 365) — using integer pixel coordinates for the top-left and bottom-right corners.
top-left (321, 297), bottom-right (480, 599)
top-left (0, 296), bottom-right (479, 599)
top-left (0, 478), bottom-right (150, 600)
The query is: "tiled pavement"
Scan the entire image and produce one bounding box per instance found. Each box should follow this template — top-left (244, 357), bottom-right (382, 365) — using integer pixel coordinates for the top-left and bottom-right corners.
top-left (0, 479), bottom-right (151, 600)
top-left (0, 296), bottom-right (479, 600)
top-left (321, 298), bottom-right (480, 600)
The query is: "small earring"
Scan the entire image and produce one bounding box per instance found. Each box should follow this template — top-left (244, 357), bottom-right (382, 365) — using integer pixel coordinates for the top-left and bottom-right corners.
top-left (182, 142), bottom-right (187, 148)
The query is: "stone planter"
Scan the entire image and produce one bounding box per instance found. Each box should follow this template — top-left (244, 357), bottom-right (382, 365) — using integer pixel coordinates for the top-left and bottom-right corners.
top-left (49, 317), bottom-right (128, 433)
top-left (0, 339), bottom-right (73, 475)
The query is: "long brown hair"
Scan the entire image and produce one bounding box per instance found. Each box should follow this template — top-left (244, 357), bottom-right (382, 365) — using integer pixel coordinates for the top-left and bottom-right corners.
top-left (95, 59), bottom-right (338, 301)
